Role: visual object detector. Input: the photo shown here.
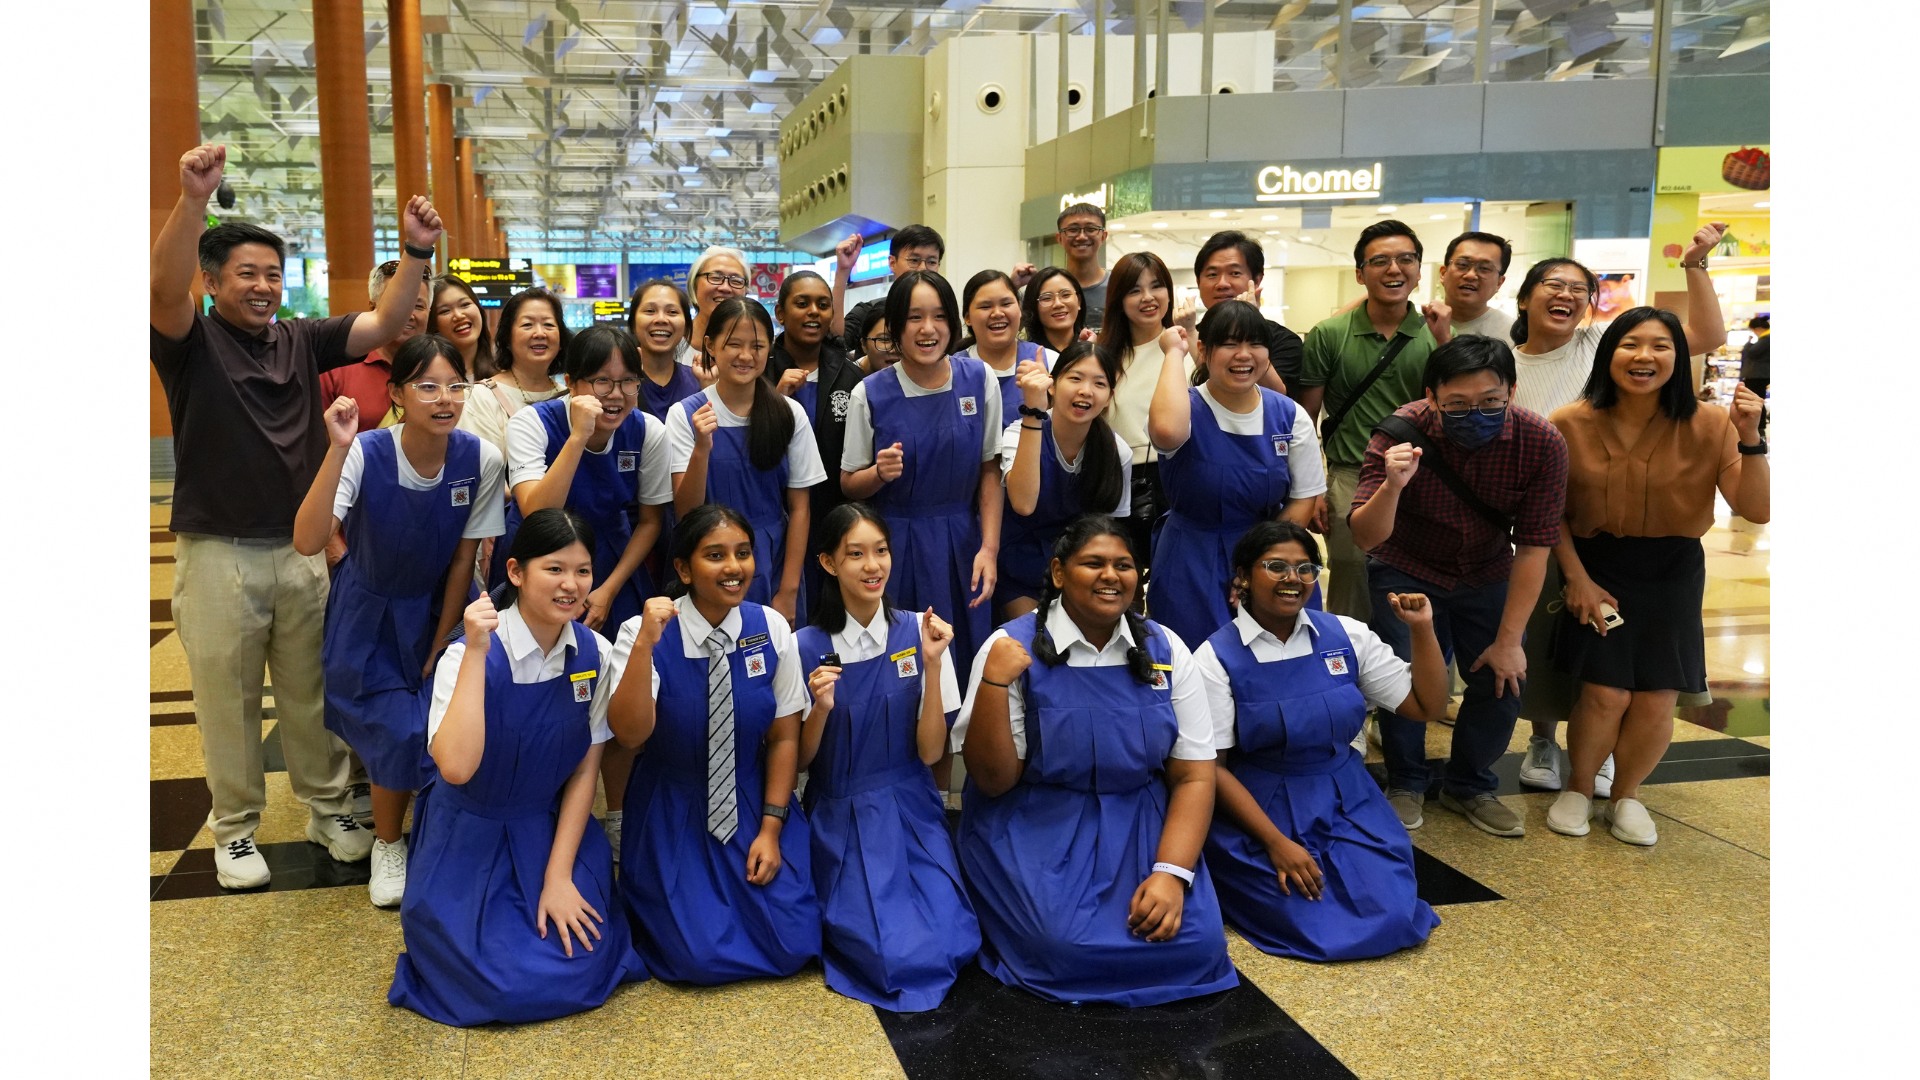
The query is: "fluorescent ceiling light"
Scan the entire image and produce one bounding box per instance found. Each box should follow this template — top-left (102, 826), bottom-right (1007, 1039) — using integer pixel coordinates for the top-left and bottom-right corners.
top-left (1261, 215), bottom-right (1278, 221)
top-left (1208, 211), bottom-right (1226, 218)
top-left (706, 127), bottom-right (732, 137)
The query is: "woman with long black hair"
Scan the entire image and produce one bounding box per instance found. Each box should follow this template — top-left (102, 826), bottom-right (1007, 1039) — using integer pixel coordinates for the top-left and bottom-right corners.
top-left (1021, 266), bottom-right (1088, 357)
top-left (1096, 251), bottom-right (1182, 570)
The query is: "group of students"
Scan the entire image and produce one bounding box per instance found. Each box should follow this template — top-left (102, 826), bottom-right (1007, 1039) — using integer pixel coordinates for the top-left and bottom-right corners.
top-left (151, 140), bottom-right (1769, 1031)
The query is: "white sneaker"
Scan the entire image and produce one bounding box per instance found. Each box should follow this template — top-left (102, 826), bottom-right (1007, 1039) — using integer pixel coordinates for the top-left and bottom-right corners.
top-left (1519, 736), bottom-right (1563, 790)
top-left (308, 812), bottom-right (374, 862)
top-left (1546, 791), bottom-right (1592, 836)
top-left (1593, 755), bottom-right (1616, 800)
top-left (604, 810), bottom-right (623, 866)
top-left (1607, 797), bottom-right (1658, 846)
top-left (349, 783), bottom-right (374, 827)
top-left (368, 837), bottom-right (407, 907)
top-left (213, 834), bottom-right (270, 889)
top-left (1349, 723), bottom-right (1367, 755)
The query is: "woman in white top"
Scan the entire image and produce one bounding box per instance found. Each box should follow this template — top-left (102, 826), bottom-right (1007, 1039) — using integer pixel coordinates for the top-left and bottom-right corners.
top-left (684, 246), bottom-right (752, 381)
top-left (457, 287), bottom-right (571, 455)
top-left (1095, 251), bottom-right (1184, 570)
top-left (1509, 225), bottom-right (1730, 792)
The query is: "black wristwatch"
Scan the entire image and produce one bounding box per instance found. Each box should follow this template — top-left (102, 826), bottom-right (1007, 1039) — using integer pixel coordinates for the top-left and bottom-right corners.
top-left (403, 241), bottom-right (435, 260)
top-left (1737, 438), bottom-right (1768, 456)
top-left (1017, 404), bottom-right (1047, 420)
top-left (761, 802), bottom-right (790, 822)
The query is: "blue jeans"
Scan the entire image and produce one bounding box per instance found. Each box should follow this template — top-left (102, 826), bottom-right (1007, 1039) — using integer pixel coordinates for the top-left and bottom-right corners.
top-left (1368, 559), bottom-right (1524, 799)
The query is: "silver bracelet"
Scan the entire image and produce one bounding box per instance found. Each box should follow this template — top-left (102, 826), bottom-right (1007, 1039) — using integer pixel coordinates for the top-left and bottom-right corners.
top-left (1151, 861), bottom-right (1195, 888)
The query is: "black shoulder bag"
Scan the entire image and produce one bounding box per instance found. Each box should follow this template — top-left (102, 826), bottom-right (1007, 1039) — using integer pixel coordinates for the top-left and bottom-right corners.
top-left (1318, 333), bottom-right (1412, 451)
top-left (1372, 414), bottom-right (1513, 532)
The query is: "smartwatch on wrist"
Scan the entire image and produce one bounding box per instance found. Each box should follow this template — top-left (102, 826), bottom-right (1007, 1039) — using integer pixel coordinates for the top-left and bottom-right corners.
top-left (403, 241), bottom-right (435, 260)
top-left (762, 803), bottom-right (790, 822)
top-left (1737, 438), bottom-right (1768, 456)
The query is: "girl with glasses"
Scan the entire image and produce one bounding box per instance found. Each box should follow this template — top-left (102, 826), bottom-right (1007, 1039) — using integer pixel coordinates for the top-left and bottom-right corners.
top-left (1195, 520), bottom-right (1448, 961)
top-left (294, 333), bottom-right (507, 909)
top-left (685, 246), bottom-right (752, 381)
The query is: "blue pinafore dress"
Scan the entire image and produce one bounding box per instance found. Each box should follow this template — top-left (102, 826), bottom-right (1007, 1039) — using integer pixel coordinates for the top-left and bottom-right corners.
top-left (1151, 387), bottom-right (1300, 651)
top-left (1202, 612), bottom-right (1439, 961)
top-left (323, 428), bottom-right (481, 791)
top-left (957, 613), bottom-right (1238, 1007)
top-left (488, 398), bottom-right (658, 627)
top-left (955, 339), bottom-right (1048, 423)
top-left (864, 359), bottom-right (994, 681)
top-left (996, 415), bottom-right (1105, 607)
top-left (641, 361), bottom-right (703, 423)
top-left (795, 615), bottom-right (979, 1011)
top-left (679, 387), bottom-right (803, 626)
top-left (390, 629), bottom-right (648, 1026)
top-left (620, 603), bottom-right (821, 983)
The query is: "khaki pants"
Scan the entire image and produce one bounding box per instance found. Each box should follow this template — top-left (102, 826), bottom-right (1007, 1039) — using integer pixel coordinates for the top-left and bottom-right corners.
top-left (173, 534), bottom-right (351, 845)
top-left (1323, 463), bottom-right (1372, 623)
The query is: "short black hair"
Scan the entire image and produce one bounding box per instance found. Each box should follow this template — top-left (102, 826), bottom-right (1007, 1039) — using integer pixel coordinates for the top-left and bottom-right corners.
top-left (1057, 202), bottom-right (1107, 230)
top-left (1231, 519), bottom-right (1319, 601)
top-left (564, 324), bottom-right (643, 384)
top-left (1354, 219), bottom-right (1422, 269)
top-left (1749, 314), bottom-right (1769, 331)
top-left (1443, 231), bottom-right (1512, 274)
top-left (1422, 334), bottom-right (1517, 396)
top-left (1195, 230), bottom-right (1265, 282)
top-left (882, 270), bottom-right (961, 361)
top-left (199, 222), bottom-right (286, 276)
top-left (1581, 307), bottom-right (1699, 421)
top-left (493, 287), bottom-right (573, 379)
top-left (388, 333), bottom-right (467, 386)
top-left (890, 225), bottom-right (945, 261)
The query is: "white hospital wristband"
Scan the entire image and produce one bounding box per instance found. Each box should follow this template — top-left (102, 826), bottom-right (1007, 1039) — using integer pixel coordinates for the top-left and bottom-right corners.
top-left (1151, 862), bottom-right (1195, 889)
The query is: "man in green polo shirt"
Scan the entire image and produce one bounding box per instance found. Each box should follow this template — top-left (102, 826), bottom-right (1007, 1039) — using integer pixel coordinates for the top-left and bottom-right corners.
top-left (1297, 220), bottom-right (1448, 620)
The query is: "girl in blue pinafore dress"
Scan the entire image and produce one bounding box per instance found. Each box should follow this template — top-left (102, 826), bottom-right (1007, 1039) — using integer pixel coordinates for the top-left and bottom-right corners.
top-left (954, 515), bottom-right (1237, 1007)
top-left (391, 508), bottom-right (648, 1026)
top-left (297, 334), bottom-right (507, 909)
top-left (996, 341), bottom-right (1133, 620)
top-left (796, 503), bottom-right (979, 1011)
top-left (954, 269), bottom-right (1057, 424)
top-left (838, 271), bottom-right (1003, 683)
top-left (1195, 520), bottom-right (1447, 961)
top-left (628, 278), bottom-right (704, 422)
top-left (608, 504), bottom-right (821, 984)
top-left (1146, 301), bottom-right (1326, 653)
top-left (668, 298), bottom-right (825, 631)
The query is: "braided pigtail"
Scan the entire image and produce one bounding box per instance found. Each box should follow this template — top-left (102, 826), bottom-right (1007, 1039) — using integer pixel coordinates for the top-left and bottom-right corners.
top-left (1031, 589), bottom-right (1064, 667)
top-left (1123, 609), bottom-right (1155, 685)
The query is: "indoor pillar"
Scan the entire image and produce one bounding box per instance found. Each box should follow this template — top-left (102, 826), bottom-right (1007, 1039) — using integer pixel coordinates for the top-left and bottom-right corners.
top-left (429, 84), bottom-right (457, 267)
top-left (388, 1), bottom-right (428, 232)
top-left (454, 137), bottom-right (475, 255)
top-left (315, 0), bottom-right (375, 316)
top-left (151, 0), bottom-right (199, 438)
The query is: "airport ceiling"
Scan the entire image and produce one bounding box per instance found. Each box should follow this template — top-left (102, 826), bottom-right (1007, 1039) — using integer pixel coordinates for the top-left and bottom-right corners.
top-left (194, 1), bottom-right (1767, 254)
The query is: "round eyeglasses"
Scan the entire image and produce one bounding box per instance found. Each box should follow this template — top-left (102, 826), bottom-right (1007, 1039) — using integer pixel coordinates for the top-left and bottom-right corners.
top-left (406, 381), bottom-right (472, 403)
top-left (1255, 559), bottom-right (1322, 583)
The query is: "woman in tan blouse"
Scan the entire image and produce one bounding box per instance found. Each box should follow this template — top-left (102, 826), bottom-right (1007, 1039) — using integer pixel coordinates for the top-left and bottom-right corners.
top-left (1544, 307), bottom-right (1768, 847)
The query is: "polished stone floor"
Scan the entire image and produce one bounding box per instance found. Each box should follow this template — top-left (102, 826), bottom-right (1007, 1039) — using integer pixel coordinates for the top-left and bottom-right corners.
top-left (149, 482), bottom-right (1768, 1079)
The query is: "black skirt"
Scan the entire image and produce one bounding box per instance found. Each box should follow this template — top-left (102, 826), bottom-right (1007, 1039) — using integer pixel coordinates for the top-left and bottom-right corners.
top-left (1552, 533), bottom-right (1707, 694)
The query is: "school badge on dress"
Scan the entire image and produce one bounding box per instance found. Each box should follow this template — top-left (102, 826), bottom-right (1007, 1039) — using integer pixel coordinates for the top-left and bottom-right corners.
top-left (617, 451), bottom-right (637, 472)
top-left (830, 390), bottom-right (851, 421)
top-left (450, 484), bottom-right (471, 507)
top-left (958, 396), bottom-right (978, 416)
top-left (1150, 663), bottom-right (1172, 690)
top-left (1271, 435), bottom-right (1290, 458)
top-left (1322, 652), bottom-right (1350, 676)
top-left (745, 651), bottom-right (768, 678)
top-left (892, 646), bottom-right (918, 679)
top-left (570, 669), bottom-right (596, 702)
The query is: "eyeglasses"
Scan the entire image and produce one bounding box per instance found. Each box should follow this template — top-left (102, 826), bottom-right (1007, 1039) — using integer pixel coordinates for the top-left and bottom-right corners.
top-left (1537, 280), bottom-right (1592, 299)
top-left (587, 377), bottom-right (641, 397)
top-left (1255, 560), bottom-right (1322, 583)
top-left (700, 271), bottom-right (748, 289)
top-left (863, 334), bottom-right (897, 351)
top-left (1437, 402), bottom-right (1509, 417)
top-left (897, 255), bottom-right (940, 271)
top-left (1059, 225), bottom-right (1106, 237)
top-left (1448, 258), bottom-right (1501, 276)
top-left (1365, 254), bottom-right (1423, 270)
top-left (1036, 290), bottom-right (1079, 306)
top-left (407, 381), bottom-right (472, 402)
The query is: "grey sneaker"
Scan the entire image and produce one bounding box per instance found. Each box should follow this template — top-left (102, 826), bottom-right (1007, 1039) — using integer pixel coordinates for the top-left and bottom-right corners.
top-left (349, 782), bottom-right (374, 827)
top-left (1439, 790), bottom-right (1525, 837)
top-left (1519, 737), bottom-right (1563, 790)
top-left (1386, 788), bottom-right (1425, 830)
top-left (603, 810), bottom-right (623, 866)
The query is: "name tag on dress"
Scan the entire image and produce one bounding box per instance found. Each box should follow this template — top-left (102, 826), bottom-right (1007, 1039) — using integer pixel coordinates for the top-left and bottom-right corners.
top-left (1150, 662), bottom-right (1172, 690)
top-left (892, 646), bottom-right (919, 678)
top-left (450, 484), bottom-right (471, 506)
top-left (617, 451), bottom-right (637, 472)
top-left (737, 633), bottom-right (770, 650)
top-left (570, 670), bottom-right (595, 701)
top-left (1322, 651), bottom-right (1351, 677)
top-left (744, 651), bottom-right (769, 678)
top-left (1271, 434), bottom-right (1290, 458)
top-left (959, 396), bottom-right (978, 416)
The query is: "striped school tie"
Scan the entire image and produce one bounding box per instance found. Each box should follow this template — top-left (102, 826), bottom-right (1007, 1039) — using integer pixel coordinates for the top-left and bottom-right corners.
top-left (704, 629), bottom-right (738, 844)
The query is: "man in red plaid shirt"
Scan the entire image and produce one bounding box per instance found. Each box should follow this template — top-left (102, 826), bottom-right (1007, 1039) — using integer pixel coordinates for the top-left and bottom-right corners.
top-left (1349, 336), bottom-right (1568, 839)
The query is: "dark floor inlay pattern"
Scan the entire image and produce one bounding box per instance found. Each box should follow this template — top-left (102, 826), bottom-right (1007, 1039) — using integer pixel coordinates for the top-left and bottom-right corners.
top-left (153, 839), bottom-right (376, 901)
top-left (151, 777), bottom-right (211, 851)
top-left (876, 964), bottom-right (1356, 1080)
top-left (1411, 847), bottom-right (1503, 906)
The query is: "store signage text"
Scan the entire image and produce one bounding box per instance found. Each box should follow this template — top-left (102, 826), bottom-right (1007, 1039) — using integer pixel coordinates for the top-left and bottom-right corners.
top-left (1059, 184), bottom-right (1109, 212)
top-left (1255, 163), bottom-right (1384, 202)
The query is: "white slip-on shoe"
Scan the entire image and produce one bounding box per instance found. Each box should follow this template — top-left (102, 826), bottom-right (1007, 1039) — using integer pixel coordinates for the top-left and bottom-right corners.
top-left (1546, 791), bottom-right (1592, 836)
top-left (308, 813), bottom-right (375, 862)
top-left (1607, 797), bottom-right (1658, 846)
top-left (1519, 736), bottom-right (1564, 790)
top-left (213, 834), bottom-right (271, 889)
top-left (368, 837), bottom-right (407, 908)
top-left (1593, 755), bottom-right (1616, 800)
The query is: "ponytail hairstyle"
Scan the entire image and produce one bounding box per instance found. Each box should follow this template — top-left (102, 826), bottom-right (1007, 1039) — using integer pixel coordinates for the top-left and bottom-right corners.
top-left (1190, 299), bottom-right (1272, 387)
top-left (667, 502), bottom-right (756, 601)
top-left (499, 508), bottom-right (596, 611)
top-left (564, 324), bottom-right (643, 385)
top-left (1048, 342), bottom-right (1126, 514)
top-left (699, 298), bottom-right (795, 471)
top-left (809, 502), bottom-right (896, 635)
top-left (1230, 520), bottom-right (1318, 605)
top-left (1510, 257), bottom-right (1597, 347)
top-left (1030, 514), bottom-right (1155, 686)
top-left (952, 268), bottom-right (1019, 355)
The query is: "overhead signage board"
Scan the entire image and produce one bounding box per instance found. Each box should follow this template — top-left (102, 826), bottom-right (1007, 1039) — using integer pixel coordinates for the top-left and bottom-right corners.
top-left (1255, 163), bottom-right (1384, 202)
top-left (592, 300), bottom-right (629, 323)
top-left (449, 257), bottom-right (533, 307)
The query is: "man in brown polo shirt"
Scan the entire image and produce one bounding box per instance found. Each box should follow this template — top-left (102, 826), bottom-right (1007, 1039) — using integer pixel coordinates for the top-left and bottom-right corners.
top-left (150, 142), bottom-right (445, 889)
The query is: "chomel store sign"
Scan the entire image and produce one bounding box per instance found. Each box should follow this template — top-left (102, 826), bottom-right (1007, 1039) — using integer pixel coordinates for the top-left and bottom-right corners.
top-left (1255, 162), bottom-right (1384, 201)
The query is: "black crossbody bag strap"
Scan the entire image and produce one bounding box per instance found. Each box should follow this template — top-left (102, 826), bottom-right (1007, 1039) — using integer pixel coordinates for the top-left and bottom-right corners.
top-left (1372, 415), bottom-right (1514, 532)
top-left (1319, 332), bottom-right (1413, 450)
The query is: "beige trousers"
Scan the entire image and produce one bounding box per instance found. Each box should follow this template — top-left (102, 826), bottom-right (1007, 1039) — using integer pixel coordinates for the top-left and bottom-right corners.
top-left (173, 534), bottom-right (351, 845)
top-left (1323, 463), bottom-right (1373, 623)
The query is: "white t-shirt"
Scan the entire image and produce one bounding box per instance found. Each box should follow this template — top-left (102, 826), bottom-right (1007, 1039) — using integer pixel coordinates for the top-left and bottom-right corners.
top-left (839, 361), bottom-right (1004, 472)
top-left (1193, 607), bottom-right (1411, 750)
top-left (1513, 324), bottom-right (1606, 418)
top-left (332, 426), bottom-right (508, 540)
top-left (665, 388), bottom-right (827, 488)
top-left (998, 419), bottom-right (1135, 517)
top-left (503, 406), bottom-right (675, 506)
top-left (1153, 383), bottom-right (1330, 500)
top-left (455, 375), bottom-right (567, 457)
top-left (811, 608), bottom-right (964, 717)
top-left (427, 603), bottom-right (614, 744)
top-left (1450, 306), bottom-right (1515, 345)
top-left (951, 604), bottom-right (1214, 761)
top-left (1109, 337), bottom-right (1195, 464)
top-left (607, 595), bottom-right (810, 716)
